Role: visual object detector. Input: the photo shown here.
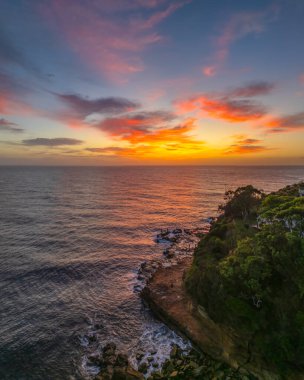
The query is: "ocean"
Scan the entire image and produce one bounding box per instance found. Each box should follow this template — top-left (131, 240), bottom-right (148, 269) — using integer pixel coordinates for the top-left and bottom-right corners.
top-left (0, 166), bottom-right (304, 379)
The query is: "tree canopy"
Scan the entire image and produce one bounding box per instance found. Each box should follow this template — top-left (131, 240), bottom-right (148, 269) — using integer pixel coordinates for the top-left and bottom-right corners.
top-left (219, 185), bottom-right (264, 220)
top-left (185, 182), bottom-right (304, 375)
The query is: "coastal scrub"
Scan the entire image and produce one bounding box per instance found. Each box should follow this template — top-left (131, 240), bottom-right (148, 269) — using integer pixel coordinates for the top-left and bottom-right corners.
top-left (185, 183), bottom-right (304, 376)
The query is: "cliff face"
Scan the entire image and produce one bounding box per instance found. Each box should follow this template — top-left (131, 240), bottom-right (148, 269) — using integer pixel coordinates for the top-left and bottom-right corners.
top-left (184, 183), bottom-right (304, 378)
top-left (141, 183), bottom-right (304, 379)
top-left (142, 258), bottom-right (284, 380)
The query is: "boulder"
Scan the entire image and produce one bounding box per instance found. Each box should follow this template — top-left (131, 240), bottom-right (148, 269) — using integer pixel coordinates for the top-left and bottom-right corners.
top-left (126, 366), bottom-right (145, 379)
top-left (138, 362), bottom-right (148, 374)
top-left (115, 353), bottom-right (129, 367)
top-left (88, 334), bottom-right (98, 343)
top-left (103, 342), bottom-right (117, 357)
top-left (136, 352), bottom-right (144, 361)
top-left (88, 352), bottom-right (102, 366)
top-left (103, 354), bottom-right (116, 366)
top-left (112, 367), bottom-right (127, 380)
top-left (170, 344), bottom-right (181, 359)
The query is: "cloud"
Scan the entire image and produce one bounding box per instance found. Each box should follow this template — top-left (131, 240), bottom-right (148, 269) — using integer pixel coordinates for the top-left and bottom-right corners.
top-left (85, 0), bottom-right (168, 12)
top-left (0, 30), bottom-right (24, 66)
top-left (0, 72), bottom-right (35, 115)
top-left (94, 110), bottom-right (175, 136)
top-left (54, 93), bottom-right (141, 128)
top-left (0, 29), bottom-right (38, 74)
top-left (265, 112), bottom-right (304, 133)
top-left (204, 5), bottom-right (279, 75)
top-left (227, 81), bottom-right (275, 98)
top-left (89, 116), bottom-right (204, 157)
top-left (224, 136), bottom-right (271, 155)
top-left (175, 82), bottom-right (272, 122)
top-left (40, 0), bottom-right (189, 83)
top-left (135, 2), bottom-right (187, 30)
top-left (57, 93), bottom-right (140, 117)
top-left (0, 72), bottom-right (21, 112)
top-left (197, 97), bottom-right (266, 122)
top-left (86, 147), bottom-right (125, 153)
top-left (299, 73), bottom-right (304, 85)
top-left (176, 82), bottom-right (304, 135)
top-left (85, 146), bottom-right (137, 156)
top-left (202, 66), bottom-right (216, 77)
top-left (22, 138), bottom-right (83, 146)
top-left (94, 110), bottom-right (180, 143)
top-left (0, 118), bottom-right (24, 133)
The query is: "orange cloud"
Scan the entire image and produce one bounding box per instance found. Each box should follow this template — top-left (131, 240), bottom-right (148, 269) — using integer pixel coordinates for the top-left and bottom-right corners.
top-left (91, 117), bottom-right (204, 157)
top-left (176, 95), bottom-right (267, 122)
top-left (264, 112), bottom-right (304, 133)
top-left (175, 83), bottom-right (304, 136)
top-left (95, 111), bottom-right (174, 135)
top-left (175, 81), bottom-right (274, 122)
top-left (224, 136), bottom-right (272, 155)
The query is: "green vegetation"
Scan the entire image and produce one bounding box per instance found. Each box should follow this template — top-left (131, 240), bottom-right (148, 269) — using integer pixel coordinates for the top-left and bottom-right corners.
top-left (185, 182), bottom-right (304, 375)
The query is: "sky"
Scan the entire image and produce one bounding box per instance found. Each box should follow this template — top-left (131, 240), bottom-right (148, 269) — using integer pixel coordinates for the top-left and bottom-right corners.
top-left (0, 0), bottom-right (304, 166)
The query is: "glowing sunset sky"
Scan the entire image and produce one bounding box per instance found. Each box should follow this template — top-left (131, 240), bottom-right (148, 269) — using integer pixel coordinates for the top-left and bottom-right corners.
top-left (0, 0), bottom-right (304, 165)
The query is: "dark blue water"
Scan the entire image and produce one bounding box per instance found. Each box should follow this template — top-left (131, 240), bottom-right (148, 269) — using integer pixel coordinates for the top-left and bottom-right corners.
top-left (0, 166), bottom-right (304, 379)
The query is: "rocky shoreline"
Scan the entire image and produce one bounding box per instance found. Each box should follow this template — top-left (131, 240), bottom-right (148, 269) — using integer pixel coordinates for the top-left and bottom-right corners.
top-left (85, 182), bottom-right (304, 380)
top-left (134, 227), bottom-right (206, 294)
top-left (89, 224), bottom-right (257, 379)
top-left (86, 226), bottom-right (210, 379)
top-left (136, 225), bottom-right (255, 379)
top-left (138, 227), bottom-right (292, 380)
top-left (140, 257), bottom-right (257, 380)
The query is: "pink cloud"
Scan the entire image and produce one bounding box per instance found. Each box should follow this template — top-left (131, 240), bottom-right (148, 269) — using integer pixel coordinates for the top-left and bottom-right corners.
top-left (0, 88), bottom-right (36, 116)
top-left (202, 66), bottom-right (216, 77)
top-left (0, 73), bottom-right (29, 114)
top-left (204, 5), bottom-right (279, 74)
top-left (40, 0), bottom-right (188, 83)
top-left (299, 73), bottom-right (304, 85)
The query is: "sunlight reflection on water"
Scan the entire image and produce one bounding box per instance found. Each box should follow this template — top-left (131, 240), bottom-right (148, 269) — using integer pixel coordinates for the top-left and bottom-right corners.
top-left (0, 166), bottom-right (303, 379)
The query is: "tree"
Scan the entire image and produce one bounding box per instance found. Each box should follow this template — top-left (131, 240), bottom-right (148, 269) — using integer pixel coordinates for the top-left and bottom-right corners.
top-left (219, 185), bottom-right (264, 220)
top-left (186, 182), bottom-right (304, 373)
top-left (259, 195), bottom-right (304, 235)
